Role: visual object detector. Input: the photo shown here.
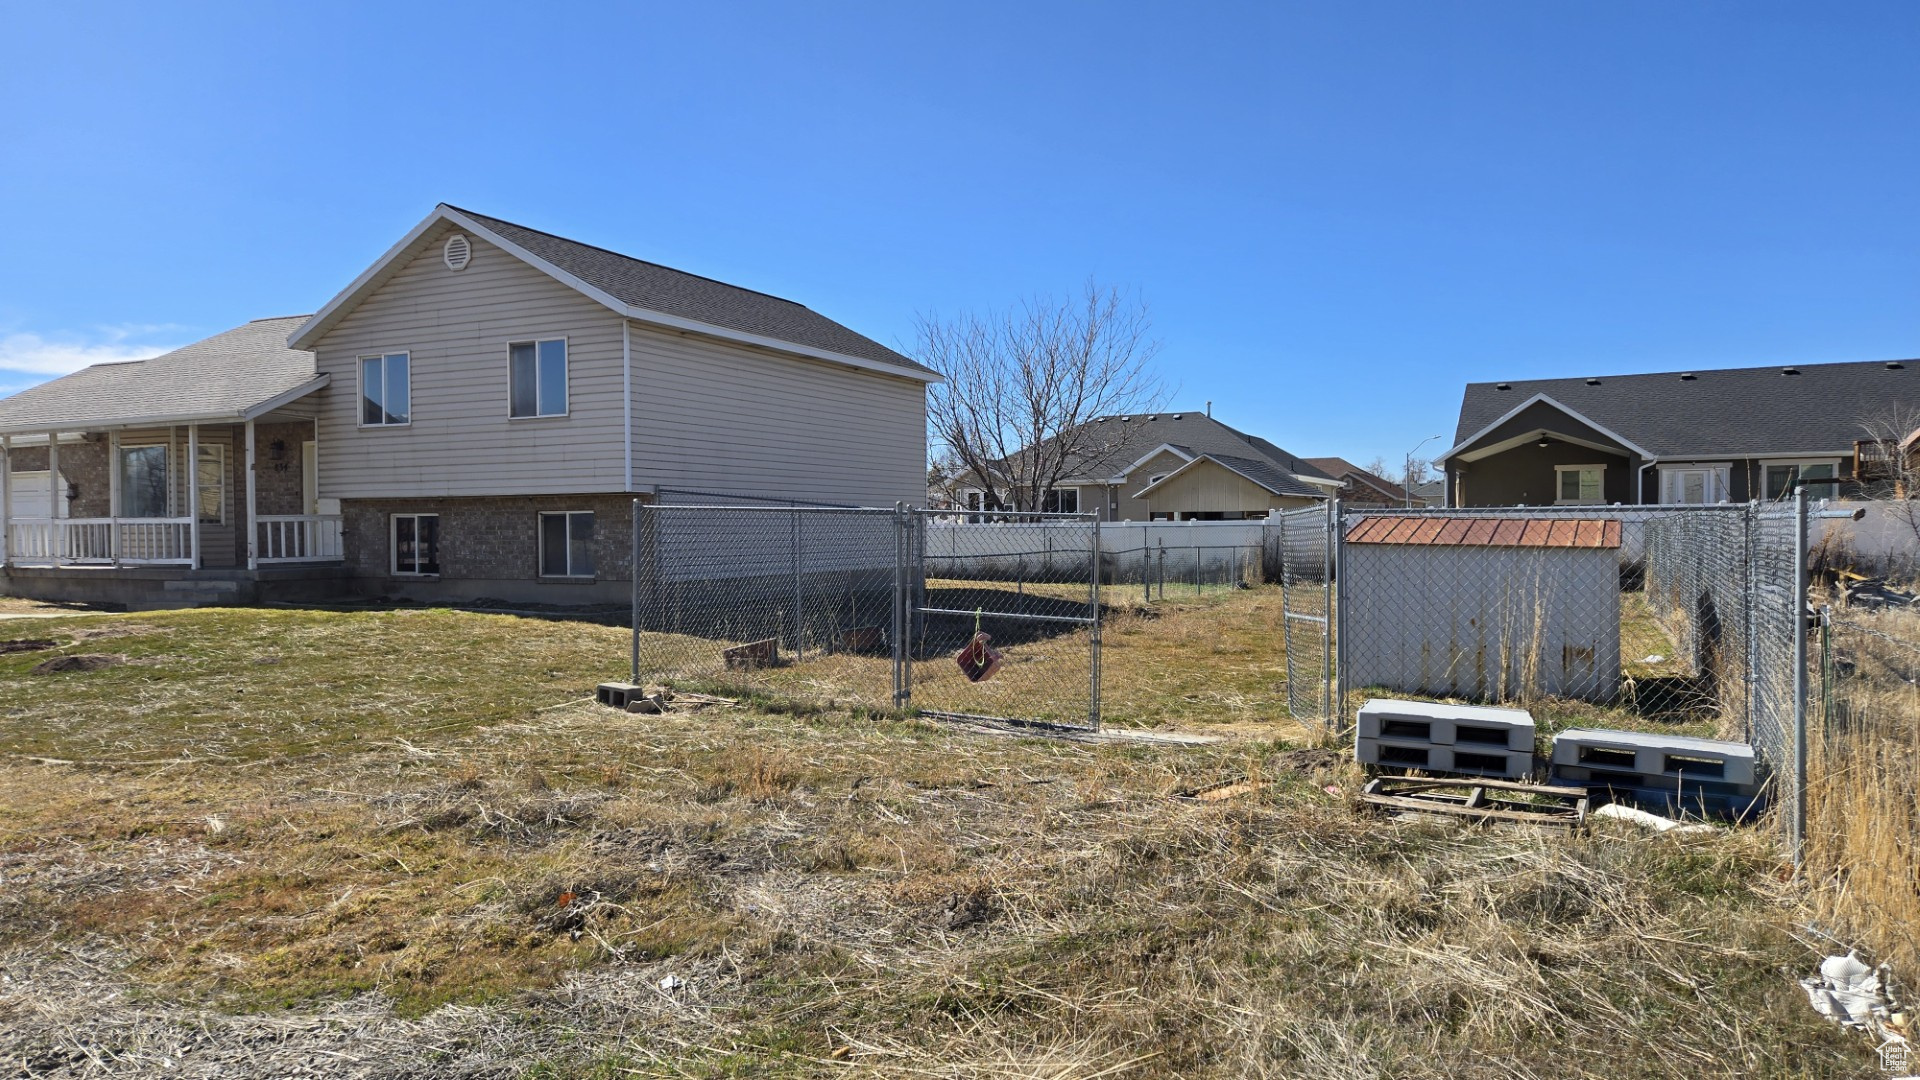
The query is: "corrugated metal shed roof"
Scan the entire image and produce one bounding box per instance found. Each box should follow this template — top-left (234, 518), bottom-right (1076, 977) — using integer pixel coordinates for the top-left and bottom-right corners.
top-left (1346, 515), bottom-right (1620, 549)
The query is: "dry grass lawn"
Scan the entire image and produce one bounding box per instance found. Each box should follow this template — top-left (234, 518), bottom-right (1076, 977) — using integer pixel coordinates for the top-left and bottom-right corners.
top-left (0, 594), bottom-right (1876, 1078)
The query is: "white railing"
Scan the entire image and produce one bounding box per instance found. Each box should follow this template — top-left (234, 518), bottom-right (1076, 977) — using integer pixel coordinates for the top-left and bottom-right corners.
top-left (255, 514), bottom-right (344, 564)
top-left (6, 517), bottom-right (195, 566)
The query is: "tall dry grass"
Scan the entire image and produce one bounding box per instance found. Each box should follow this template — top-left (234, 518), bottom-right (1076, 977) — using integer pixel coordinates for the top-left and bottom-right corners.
top-left (1806, 601), bottom-right (1920, 975)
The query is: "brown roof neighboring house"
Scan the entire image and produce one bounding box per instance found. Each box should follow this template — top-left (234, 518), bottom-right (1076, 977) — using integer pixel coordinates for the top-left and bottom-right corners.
top-left (1303, 457), bottom-right (1417, 506)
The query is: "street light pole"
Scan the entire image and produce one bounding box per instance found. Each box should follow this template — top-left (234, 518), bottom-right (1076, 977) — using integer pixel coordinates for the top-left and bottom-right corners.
top-left (1404, 434), bottom-right (1442, 508)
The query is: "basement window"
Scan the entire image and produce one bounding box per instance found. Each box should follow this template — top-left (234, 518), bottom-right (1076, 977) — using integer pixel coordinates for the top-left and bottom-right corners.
top-left (539, 511), bottom-right (595, 578)
top-left (391, 513), bottom-right (440, 576)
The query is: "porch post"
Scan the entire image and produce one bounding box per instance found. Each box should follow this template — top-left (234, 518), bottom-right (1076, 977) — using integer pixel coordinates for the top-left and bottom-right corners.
top-left (108, 429), bottom-right (121, 566)
top-left (46, 433), bottom-right (59, 560)
top-left (244, 420), bottom-right (257, 571)
top-left (1, 435), bottom-right (10, 569)
top-left (187, 424), bottom-right (200, 569)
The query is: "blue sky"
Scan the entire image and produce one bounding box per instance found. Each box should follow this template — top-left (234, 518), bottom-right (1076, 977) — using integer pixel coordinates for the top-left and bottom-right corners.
top-left (1, 1), bottom-right (1914, 470)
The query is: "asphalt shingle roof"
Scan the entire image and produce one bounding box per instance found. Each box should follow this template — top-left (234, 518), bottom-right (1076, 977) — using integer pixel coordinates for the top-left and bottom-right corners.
top-left (1052, 411), bottom-right (1329, 494)
top-left (1453, 359), bottom-right (1920, 459)
top-left (1302, 456), bottom-right (1414, 502)
top-left (448, 206), bottom-right (931, 377)
top-left (0, 316), bottom-right (317, 433)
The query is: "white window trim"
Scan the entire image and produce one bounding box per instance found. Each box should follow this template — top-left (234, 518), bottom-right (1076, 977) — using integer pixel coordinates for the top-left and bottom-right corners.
top-left (1553, 463), bottom-right (1607, 505)
top-left (1656, 462), bottom-right (1732, 505)
top-left (390, 513), bottom-right (440, 577)
top-left (507, 336), bottom-right (570, 420)
top-left (357, 351), bottom-right (413, 428)
top-left (538, 510), bottom-right (596, 579)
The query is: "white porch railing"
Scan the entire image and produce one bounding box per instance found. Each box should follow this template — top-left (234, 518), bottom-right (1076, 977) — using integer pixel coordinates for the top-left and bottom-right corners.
top-left (7, 517), bottom-right (195, 566)
top-left (255, 514), bottom-right (344, 564)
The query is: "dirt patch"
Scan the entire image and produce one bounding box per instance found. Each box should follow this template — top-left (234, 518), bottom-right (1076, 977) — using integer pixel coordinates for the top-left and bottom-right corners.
top-left (30, 654), bottom-right (125, 674)
top-left (0, 639), bottom-right (59, 654)
top-left (69, 625), bottom-right (160, 642)
top-left (1273, 747), bottom-right (1347, 774)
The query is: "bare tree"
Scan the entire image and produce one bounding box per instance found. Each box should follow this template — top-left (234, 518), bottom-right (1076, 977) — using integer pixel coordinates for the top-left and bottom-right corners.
top-left (916, 282), bottom-right (1166, 513)
top-left (1859, 405), bottom-right (1920, 546)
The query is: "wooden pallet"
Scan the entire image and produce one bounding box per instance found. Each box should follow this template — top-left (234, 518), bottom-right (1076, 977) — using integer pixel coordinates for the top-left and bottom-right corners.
top-left (1360, 776), bottom-right (1590, 827)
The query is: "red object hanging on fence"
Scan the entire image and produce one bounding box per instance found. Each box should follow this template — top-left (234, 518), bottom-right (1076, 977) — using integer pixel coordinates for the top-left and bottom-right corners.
top-left (956, 631), bottom-right (1004, 683)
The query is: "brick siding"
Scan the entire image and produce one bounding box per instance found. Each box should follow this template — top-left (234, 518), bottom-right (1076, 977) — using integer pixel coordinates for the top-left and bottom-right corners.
top-left (341, 494), bottom-right (640, 588)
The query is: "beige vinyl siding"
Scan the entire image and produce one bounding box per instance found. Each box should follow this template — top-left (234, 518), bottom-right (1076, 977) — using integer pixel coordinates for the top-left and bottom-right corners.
top-left (309, 224), bottom-right (628, 499)
top-left (1114, 449), bottom-right (1190, 520)
top-left (628, 321), bottom-right (927, 506)
top-left (1141, 459), bottom-right (1317, 518)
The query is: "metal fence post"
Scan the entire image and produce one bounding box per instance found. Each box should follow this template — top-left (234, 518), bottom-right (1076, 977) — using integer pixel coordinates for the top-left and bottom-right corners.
top-left (1090, 514), bottom-right (1102, 730)
top-left (1792, 485), bottom-right (1809, 872)
top-left (1332, 498), bottom-right (1347, 733)
top-left (1323, 496), bottom-right (1336, 729)
top-left (630, 499), bottom-right (642, 684)
top-left (891, 502), bottom-right (906, 707)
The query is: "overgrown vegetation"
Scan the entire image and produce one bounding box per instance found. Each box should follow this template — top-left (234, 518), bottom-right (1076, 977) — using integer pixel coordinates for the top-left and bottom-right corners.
top-left (0, 601), bottom-right (1876, 1076)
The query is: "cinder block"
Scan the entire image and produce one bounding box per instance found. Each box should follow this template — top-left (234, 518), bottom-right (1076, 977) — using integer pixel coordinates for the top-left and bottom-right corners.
top-left (1357, 698), bottom-right (1536, 751)
top-left (596, 681), bottom-right (646, 710)
top-left (1551, 728), bottom-right (1757, 787)
top-left (1356, 737), bottom-right (1534, 780)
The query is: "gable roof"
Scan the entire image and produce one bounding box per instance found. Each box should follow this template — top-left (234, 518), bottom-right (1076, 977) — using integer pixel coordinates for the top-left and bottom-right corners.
top-left (0, 316), bottom-right (322, 434)
top-left (1045, 411), bottom-right (1332, 489)
top-left (1451, 359), bottom-right (1920, 461)
top-left (289, 204), bottom-right (937, 383)
top-left (1302, 456), bottom-right (1415, 503)
top-left (1133, 451), bottom-right (1329, 501)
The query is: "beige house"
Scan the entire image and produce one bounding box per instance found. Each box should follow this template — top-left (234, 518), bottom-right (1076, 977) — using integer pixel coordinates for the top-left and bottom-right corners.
top-left (0, 204), bottom-right (935, 606)
top-left (957, 412), bottom-right (1335, 521)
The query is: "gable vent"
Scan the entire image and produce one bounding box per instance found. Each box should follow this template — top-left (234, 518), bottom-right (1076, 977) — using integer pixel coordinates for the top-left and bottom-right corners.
top-left (443, 233), bottom-right (472, 271)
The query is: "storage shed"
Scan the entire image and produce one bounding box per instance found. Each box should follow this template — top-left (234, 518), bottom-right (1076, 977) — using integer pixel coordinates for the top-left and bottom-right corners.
top-left (1343, 516), bottom-right (1622, 702)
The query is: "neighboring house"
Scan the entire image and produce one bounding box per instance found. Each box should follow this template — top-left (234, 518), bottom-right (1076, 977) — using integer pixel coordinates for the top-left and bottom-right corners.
top-left (957, 412), bottom-right (1335, 521)
top-left (1301, 456), bottom-right (1418, 508)
top-left (1409, 478), bottom-right (1445, 506)
top-left (0, 204), bottom-right (935, 606)
top-left (1441, 359), bottom-right (1920, 507)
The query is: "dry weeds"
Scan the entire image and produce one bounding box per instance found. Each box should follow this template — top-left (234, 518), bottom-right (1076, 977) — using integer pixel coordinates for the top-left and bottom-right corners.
top-left (0, 604), bottom-right (1873, 1077)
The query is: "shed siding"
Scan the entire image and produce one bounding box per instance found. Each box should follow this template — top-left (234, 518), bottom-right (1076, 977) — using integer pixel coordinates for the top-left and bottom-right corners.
top-left (628, 321), bottom-right (926, 506)
top-left (1344, 545), bottom-right (1621, 701)
top-left (309, 224), bottom-right (628, 499)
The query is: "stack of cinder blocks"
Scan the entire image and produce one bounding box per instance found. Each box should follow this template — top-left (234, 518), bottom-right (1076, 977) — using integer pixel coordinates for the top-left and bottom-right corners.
top-left (1549, 729), bottom-right (1762, 817)
top-left (1354, 699), bottom-right (1537, 780)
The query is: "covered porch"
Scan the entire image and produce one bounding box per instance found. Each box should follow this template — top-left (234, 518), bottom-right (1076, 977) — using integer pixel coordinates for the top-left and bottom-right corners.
top-left (1, 400), bottom-right (341, 573)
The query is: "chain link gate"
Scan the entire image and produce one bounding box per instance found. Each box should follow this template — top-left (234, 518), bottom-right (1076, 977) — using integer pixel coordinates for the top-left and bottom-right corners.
top-left (1273, 502), bottom-right (1334, 730)
top-left (630, 502), bottom-right (1102, 730)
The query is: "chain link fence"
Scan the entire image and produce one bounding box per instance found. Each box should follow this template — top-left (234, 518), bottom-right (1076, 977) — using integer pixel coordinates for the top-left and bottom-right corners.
top-left (1273, 505), bottom-right (1333, 728)
top-left (1311, 501), bottom-right (1809, 831)
top-left (631, 503), bottom-right (1101, 728)
top-left (1814, 596), bottom-right (1920, 974)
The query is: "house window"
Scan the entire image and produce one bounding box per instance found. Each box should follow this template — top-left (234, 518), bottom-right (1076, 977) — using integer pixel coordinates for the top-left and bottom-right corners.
top-left (509, 339), bottom-right (568, 418)
top-left (1764, 460), bottom-right (1840, 500)
top-left (360, 352), bottom-right (411, 426)
top-left (196, 444), bottom-right (226, 523)
top-left (391, 513), bottom-right (440, 575)
top-left (1554, 464), bottom-right (1606, 505)
top-left (1041, 488), bottom-right (1079, 514)
top-left (118, 445), bottom-right (168, 518)
top-left (539, 511), bottom-right (595, 578)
